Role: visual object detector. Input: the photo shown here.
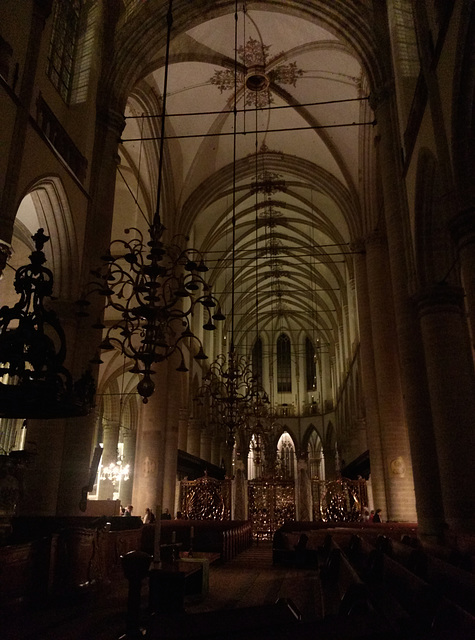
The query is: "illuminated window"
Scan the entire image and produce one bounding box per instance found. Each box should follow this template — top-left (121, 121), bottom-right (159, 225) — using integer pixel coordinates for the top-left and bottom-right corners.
top-left (47, 0), bottom-right (82, 103)
top-left (277, 333), bottom-right (291, 393)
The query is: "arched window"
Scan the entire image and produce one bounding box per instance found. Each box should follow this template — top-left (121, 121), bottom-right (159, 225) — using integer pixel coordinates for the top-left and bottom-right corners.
top-left (307, 430), bottom-right (325, 480)
top-left (248, 433), bottom-right (265, 480)
top-left (47, 0), bottom-right (83, 102)
top-left (252, 337), bottom-right (263, 384)
top-left (305, 337), bottom-right (316, 391)
top-left (276, 432), bottom-right (295, 480)
top-left (277, 333), bottom-right (291, 393)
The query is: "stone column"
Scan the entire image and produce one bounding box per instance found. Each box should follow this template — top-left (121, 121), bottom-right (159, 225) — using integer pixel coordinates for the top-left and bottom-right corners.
top-left (323, 444), bottom-right (337, 481)
top-left (18, 421), bottom-right (65, 515)
top-left (365, 230), bottom-right (416, 521)
top-left (161, 357), bottom-right (182, 516)
top-left (187, 419), bottom-right (201, 458)
top-left (352, 241), bottom-right (385, 515)
top-left (297, 456), bottom-right (312, 521)
top-left (177, 408), bottom-right (188, 451)
top-left (210, 435), bottom-right (221, 467)
top-left (200, 431), bottom-right (212, 464)
top-left (233, 459), bottom-right (247, 520)
top-left (98, 419), bottom-right (120, 500)
top-left (132, 364), bottom-right (168, 518)
top-left (417, 284), bottom-right (475, 532)
top-left (370, 87), bottom-right (445, 535)
top-left (449, 208), bottom-right (475, 349)
top-left (0, 0), bottom-right (52, 248)
top-left (50, 302), bottom-right (100, 516)
top-left (120, 427), bottom-right (136, 508)
top-left (220, 441), bottom-right (233, 478)
top-left (52, 105), bottom-right (125, 516)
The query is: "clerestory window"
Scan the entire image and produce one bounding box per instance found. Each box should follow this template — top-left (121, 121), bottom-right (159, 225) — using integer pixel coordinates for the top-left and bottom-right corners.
top-left (47, 0), bottom-right (82, 103)
top-left (277, 333), bottom-right (291, 393)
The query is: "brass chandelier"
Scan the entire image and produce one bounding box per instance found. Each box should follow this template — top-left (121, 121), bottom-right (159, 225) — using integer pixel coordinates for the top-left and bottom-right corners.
top-left (0, 229), bottom-right (95, 418)
top-left (77, 0), bottom-right (223, 403)
top-left (194, 4), bottom-right (277, 449)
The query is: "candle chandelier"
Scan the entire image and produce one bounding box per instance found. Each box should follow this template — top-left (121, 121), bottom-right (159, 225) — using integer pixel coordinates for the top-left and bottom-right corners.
top-left (197, 351), bottom-right (269, 448)
top-left (194, 4), bottom-right (278, 449)
top-left (0, 228), bottom-right (95, 418)
top-left (77, 0), bottom-right (224, 403)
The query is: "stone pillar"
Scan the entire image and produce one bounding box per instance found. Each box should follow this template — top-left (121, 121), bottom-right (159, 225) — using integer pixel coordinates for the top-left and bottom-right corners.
top-left (98, 419), bottom-right (120, 500)
top-left (52, 105), bottom-right (125, 516)
top-left (200, 431), bottom-right (212, 464)
top-left (132, 364), bottom-right (168, 518)
top-left (187, 419), bottom-right (201, 458)
top-left (297, 456), bottom-right (312, 521)
top-left (370, 87), bottom-right (444, 535)
top-left (161, 357), bottom-right (182, 516)
top-left (0, 0), bottom-right (53, 247)
top-left (210, 435), bottom-right (221, 467)
top-left (177, 408), bottom-right (188, 451)
top-left (120, 427), bottom-right (136, 508)
top-left (365, 231), bottom-right (416, 521)
top-left (323, 444), bottom-right (337, 481)
top-left (449, 208), bottom-right (475, 349)
top-left (52, 303), bottom-right (100, 516)
top-left (233, 460), bottom-right (247, 520)
top-left (18, 420), bottom-right (65, 515)
top-left (417, 284), bottom-right (475, 532)
top-left (220, 441), bottom-right (233, 478)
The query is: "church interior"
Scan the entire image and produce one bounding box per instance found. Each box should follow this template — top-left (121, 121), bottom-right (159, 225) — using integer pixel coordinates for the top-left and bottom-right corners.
top-left (1, 1), bottom-right (475, 638)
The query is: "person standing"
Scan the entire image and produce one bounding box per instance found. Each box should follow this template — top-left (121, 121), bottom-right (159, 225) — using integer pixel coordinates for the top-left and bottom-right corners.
top-left (143, 507), bottom-right (155, 524)
top-left (373, 508), bottom-right (382, 523)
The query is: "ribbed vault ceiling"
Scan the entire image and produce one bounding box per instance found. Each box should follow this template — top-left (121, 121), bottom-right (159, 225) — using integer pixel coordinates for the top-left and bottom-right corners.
top-left (117, 3), bottom-right (374, 356)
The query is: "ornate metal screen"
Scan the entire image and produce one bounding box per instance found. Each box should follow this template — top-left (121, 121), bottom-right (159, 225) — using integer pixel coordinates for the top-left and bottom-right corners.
top-left (312, 477), bottom-right (368, 522)
top-left (248, 479), bottom-right (295, 539)
top-left (180, 473), bottom-right (231, 520)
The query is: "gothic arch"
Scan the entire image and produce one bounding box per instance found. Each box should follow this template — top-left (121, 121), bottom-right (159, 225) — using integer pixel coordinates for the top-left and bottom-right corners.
top-left (14, 176), bottom-right (80, 299)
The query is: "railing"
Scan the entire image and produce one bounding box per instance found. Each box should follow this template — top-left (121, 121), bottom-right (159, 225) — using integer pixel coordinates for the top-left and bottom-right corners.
top-left (35, 92), bottom-right (88, 183)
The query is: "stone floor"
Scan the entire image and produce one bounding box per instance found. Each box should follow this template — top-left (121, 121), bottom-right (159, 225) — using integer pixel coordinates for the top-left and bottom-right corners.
top-left (4, 542), bottom-right (324, 640)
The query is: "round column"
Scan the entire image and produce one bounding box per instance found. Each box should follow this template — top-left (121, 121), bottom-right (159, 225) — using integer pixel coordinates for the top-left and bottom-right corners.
top-left (187, 419), bottom-right (201, 458)
top-left (119, 426), bottom-right (136, 508)
top-left (177, 408), bottom-right (188, 451)
top-left (417, 284), bottom-right (475, 532)
top-left (132, 364), bottom-right (168, 518)
top-left (365, 230), bottom-right (416, 521)
top-left (98, 419), bottom-right (120, 500)
top-left (450, 208), bottom-right (475, 349)
top-left (161, 357), bottom-right (182, 516)
top-left (323, 445), bottom-right (337, 481)
top-left (297, 455), bottom-right (312, 521)
top-left (370, 87), bottom-right (445, 535)
top-left (200, 431), bottom-right (212, 464)
top-left (0, 0), bottom-right (52, 245)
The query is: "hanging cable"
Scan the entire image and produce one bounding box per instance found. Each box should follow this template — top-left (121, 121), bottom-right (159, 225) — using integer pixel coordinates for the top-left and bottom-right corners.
top-left (154, 0), bottom-right (174, 228)
top-left (230, 0), bottom-right (238, 352)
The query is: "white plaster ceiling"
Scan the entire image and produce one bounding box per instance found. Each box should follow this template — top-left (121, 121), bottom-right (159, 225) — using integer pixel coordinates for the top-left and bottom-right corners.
top-left (118, 5), bottom-right (371, 353)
